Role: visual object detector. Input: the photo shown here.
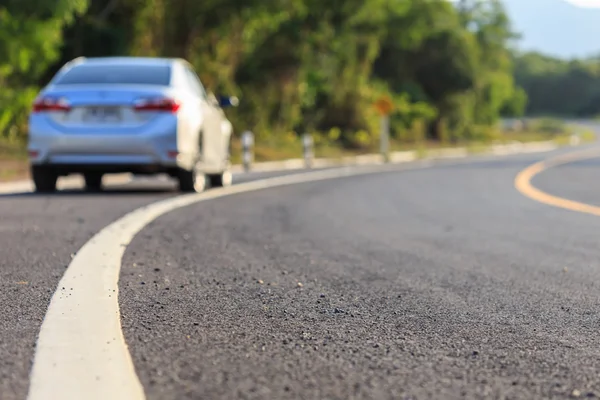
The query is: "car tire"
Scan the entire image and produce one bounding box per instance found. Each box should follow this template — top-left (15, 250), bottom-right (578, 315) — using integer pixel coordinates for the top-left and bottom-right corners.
top-left (208, 170), bottom-right (232, 188)
top-left (84, 173), bottom-right (103, 192)
top-left (31, 166), bottom-right (58, 193)
top-left (178, 166), bottom-right (207, 193)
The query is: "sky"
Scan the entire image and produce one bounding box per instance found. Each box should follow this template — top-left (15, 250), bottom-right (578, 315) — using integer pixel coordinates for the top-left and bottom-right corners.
top-left (508, 0), bottom-right (600, 58)
top-left (449, 0), bottom-right (600, 6)
top-left (566, 0), bottom-right (600, 7)
top-left (447, 0), bottom-right (600, 57)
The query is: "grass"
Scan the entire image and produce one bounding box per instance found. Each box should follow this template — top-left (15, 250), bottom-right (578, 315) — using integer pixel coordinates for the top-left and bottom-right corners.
top-left (554, 128), bottom-right (596, 145)
top-left (0, 140), bottom-right (27, 160)
top-left (230, 123), bottom-right (596, 165)
top-left (229, 136), bottom-right (370, 164)
top-left (1, 118), bottom-right (596, 182)
top-left (0, 141), bottom-right (28, 182)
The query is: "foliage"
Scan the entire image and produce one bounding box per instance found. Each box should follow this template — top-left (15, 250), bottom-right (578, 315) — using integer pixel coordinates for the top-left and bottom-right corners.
top-left (0, 0), bottom-right (87, 139)
top-left (514, 51), bottom-right (600, 117)
top-left (0, 0), bottom-right (538, 147)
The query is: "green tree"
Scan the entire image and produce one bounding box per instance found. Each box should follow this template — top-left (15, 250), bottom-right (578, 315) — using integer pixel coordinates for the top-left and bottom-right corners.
top-left (0, 0), bottom-right (88, 139)
top-left (514, 52), bottom-right (600, 117)
top-left (2, 0), bottom-right (558, 151)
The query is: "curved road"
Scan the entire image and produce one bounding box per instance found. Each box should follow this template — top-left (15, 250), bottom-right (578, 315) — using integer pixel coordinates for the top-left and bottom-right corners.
top-left (3, 144), bottom-right (600, 399)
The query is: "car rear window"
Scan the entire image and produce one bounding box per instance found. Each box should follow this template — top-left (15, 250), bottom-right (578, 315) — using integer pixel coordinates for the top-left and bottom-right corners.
top-left (54, 64), bottom-right (172, 86)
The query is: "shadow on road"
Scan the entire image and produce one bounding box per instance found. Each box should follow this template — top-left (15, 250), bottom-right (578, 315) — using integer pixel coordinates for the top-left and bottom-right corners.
top-left (0, 187), bottom-right (178, 198)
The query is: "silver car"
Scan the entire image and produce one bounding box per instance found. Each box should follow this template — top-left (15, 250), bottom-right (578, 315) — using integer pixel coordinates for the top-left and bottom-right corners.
top-left (28, 56), bottom-right (237, 193)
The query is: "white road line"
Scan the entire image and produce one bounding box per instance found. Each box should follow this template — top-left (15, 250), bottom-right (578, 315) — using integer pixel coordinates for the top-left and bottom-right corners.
top-left (25, 142), bottom-right (567, 399)
top-left (26, 162), bottom-right (433, 400)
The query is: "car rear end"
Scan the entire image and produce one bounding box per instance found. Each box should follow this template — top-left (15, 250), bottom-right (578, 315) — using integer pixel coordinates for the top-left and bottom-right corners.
top-left (28, 58), bottom-right (184, 191)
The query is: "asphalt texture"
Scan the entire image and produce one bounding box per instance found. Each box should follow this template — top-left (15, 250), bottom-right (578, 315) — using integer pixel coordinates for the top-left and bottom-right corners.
top-left (3, 148), bottom-right (600, 399)
top-left (0, 169), bottom-right (311, 400)
top-left (119, 151), bottom-right (600, 400)
top-left (533, 156), bottom-right (600, 208)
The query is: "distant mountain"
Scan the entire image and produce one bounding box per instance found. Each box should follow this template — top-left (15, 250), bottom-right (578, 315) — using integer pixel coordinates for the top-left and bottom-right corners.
top-left (502, 0), bottom-right (600, 59)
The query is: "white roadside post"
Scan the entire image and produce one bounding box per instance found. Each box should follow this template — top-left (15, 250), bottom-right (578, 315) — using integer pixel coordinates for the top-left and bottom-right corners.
top-left (241, 130), bottom-right (254, 172)
top-left (374, 96), bottom-right (394, 163)
top-left (570, 132), bottom-right (581, 146)
top-left (302, 133), bottom-right (314, 168)
top-left (380, 114), bottom-right (390, 163)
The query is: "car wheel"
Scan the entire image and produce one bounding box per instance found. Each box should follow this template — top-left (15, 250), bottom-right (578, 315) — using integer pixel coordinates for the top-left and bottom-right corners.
top-left (208, 170), bottom-right (232, 188)
top-left (84, 173), bottom-right (103, 192)
top-left (31, 166), bottom-right (58, 193)
top-left (178, 164), bottom-right (207, 193)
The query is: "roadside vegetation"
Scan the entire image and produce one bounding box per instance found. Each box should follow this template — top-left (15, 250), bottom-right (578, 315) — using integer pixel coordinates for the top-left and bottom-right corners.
top-left (0, 0), bottom-right (597, 179)
top-left (514, 52), bottom-right (600, 118)
top-left (229, 119), bottom-right (594, 163)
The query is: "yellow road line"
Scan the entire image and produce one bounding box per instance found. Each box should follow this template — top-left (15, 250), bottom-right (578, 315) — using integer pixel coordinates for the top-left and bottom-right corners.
top-left (515, 148), bottom-right (600, 216)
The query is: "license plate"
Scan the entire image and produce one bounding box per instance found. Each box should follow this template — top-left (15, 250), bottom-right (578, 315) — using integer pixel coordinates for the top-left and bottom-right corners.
top-left (83, 107), bottom-right (121, 123)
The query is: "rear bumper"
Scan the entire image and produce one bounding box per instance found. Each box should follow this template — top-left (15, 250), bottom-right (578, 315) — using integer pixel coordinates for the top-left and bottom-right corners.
top-left (27, 114), bottom-right (183, 169)
top-left (32, 163), bottom-right (181, 176)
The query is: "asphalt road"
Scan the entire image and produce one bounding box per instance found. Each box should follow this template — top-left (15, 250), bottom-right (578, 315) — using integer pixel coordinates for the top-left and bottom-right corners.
top-left (3, 147), bottom-right (600, 399)
top-left (0, 169), bottom-right (318, 399)
top-left (533, 156), bottom-right (600, 208)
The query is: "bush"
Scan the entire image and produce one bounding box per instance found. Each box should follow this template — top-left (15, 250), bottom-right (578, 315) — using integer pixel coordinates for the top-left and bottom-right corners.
top-left (526, 118), bottom-right (566, 134)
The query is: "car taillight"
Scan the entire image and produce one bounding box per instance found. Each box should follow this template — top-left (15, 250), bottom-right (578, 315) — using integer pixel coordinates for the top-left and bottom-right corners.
top-left (32, 96), bottom-right (71, 113)
top-left (133, 97), bottom-right (180, 113)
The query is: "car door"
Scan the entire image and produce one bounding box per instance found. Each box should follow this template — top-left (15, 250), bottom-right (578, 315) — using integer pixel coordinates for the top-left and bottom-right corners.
top-left (183, 67), bottom-right (223, 172)
top-left (206, 91), bottom-right (233, 163)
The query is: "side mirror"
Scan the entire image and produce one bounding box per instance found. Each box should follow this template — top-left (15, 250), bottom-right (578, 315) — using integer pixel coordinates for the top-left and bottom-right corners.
top-left (218, 96), bottom-right (239, 108)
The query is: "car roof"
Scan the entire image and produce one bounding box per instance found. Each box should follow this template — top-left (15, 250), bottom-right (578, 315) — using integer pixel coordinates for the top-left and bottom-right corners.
top-left (67, 56), bottom-right (186, 68)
